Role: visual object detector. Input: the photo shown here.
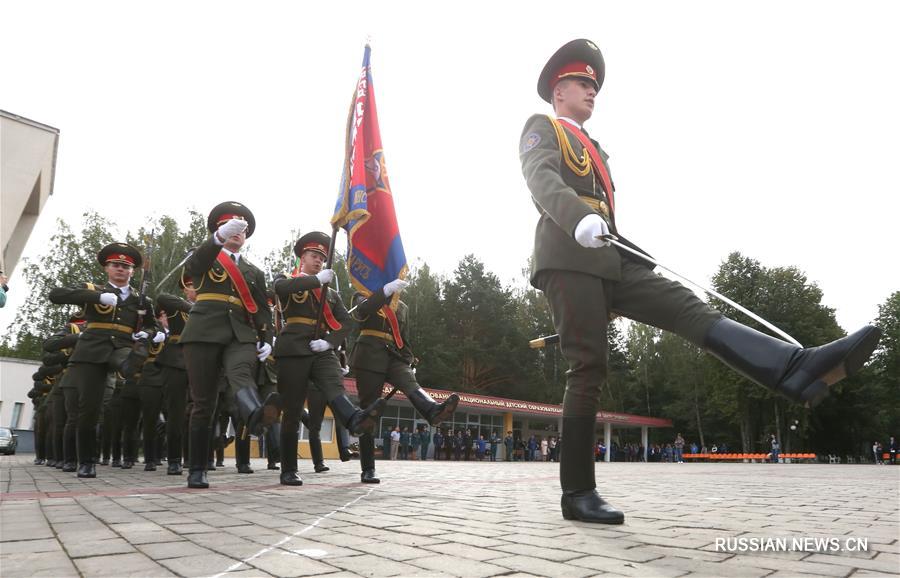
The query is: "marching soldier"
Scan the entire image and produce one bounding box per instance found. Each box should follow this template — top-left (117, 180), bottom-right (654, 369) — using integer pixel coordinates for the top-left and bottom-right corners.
top-left (180, 202), bottom-right (279, 489)
top-left (155, 275), bottom-right (195, 475)
top-left (49, 243), bottom-right (161, 478)
top-left (520, 39), bottom-right (882, 523)
top-left (136, 310), bottom-right (168, 471)
top-left (272, 231), bottom-right (385, 486)
top-left (350, 279), bottom-right (460, 482)
top-left (41, 316), bottom-right (84, 469)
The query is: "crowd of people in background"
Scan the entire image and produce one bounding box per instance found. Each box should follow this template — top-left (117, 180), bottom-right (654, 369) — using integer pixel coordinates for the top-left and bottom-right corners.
top-left (378, 426), bottom-right (562, 462)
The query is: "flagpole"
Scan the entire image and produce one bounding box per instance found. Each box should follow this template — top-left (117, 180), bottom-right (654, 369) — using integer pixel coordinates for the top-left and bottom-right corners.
top-left (316, 60), bottom-right (363, 340)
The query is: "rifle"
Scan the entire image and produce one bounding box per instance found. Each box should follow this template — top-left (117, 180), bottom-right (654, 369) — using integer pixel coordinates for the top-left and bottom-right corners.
top-left (135, 229), bottom-right (156, 333)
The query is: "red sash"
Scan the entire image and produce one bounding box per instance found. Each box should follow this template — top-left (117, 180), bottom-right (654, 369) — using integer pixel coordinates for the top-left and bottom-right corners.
top-left (556, 118), bottom-right (615, 214)
top-left (311, 287), bottom-right (342, 332)
top-left (216, 252), bottom-right (258, 314)
top-left (381, 306), bottom-right (404, 348)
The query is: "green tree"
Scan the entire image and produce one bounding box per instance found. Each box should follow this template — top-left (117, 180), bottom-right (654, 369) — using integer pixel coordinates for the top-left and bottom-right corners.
top-left (0, 213), bottom-right (115, 359)
top-left (0, 212), bottom-right (207, 360)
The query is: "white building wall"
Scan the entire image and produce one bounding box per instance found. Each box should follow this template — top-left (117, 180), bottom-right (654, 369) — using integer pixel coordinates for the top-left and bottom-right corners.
top-left (0, 357), bottom-right (40, 430)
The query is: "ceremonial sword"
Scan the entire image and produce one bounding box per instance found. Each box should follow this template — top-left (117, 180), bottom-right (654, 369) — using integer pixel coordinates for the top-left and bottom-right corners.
top-left (529, 235), bottom-right (803, 349)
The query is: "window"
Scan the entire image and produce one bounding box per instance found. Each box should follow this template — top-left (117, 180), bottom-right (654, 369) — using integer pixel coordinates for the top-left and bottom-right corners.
top-left (10, 403), bottom-right (24, 429)
top-left (299, 418), bottom-right (335, 443)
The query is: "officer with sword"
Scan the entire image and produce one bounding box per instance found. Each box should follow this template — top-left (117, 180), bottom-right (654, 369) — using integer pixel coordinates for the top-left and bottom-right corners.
top-left (520, 39), bottom-right (882, 524)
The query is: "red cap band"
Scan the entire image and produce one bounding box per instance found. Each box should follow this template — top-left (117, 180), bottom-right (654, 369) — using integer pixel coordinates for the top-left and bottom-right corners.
top-left (551, 61), bottom-right (599, 91)
top-left (105, 253), bottom-right (135, 266)
top-left (302, 242), bottom-right (328, 256)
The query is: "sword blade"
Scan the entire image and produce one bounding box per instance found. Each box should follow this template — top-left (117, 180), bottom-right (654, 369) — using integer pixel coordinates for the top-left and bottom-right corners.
top-left (603, 236), bottom-right (802, 347)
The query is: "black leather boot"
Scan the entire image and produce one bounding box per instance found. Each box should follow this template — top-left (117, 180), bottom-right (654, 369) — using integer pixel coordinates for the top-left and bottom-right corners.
top-left (328, 394), bottom-right (385, 436)
top-left (561, 490), bottom-right (624, 524)
top-left (187, 427), bottom-right (210, 489)
top-left (408, 389), bottom-right (460, 426)
top-left (359, 433), bottom-right (377, 481)
top-left (110, 459), bottom-right (122, 468)
top-left (63, 426), bottom-right (77, 472)
top-left (336, 423), bottom-right (354, 462)
top-left (310, 433), bottom-right (329, 473)
top-left (280, 470), bottom-right (302, 486)
top-left (705, 319), bottom-right (882, 408)
top-left (167, 461), bottom-right (183, 475)
top-left (235, 433), bottom-right (253, 474)
top-left (559, 416), bottom-right (624, 524)
top-left (235, 387), bottom-right (282, 437)
top-left (77, 463), bottom-right (96, 478)
top-left (266, 422), bottom-right (281, 470)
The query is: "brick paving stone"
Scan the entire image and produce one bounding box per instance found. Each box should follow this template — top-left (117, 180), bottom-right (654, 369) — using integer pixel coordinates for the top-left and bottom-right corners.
top-left (485, 554), bottom-right (595, 577)
top-left (2, 454), bottom-right (899, 577)
top-left (566, 555), bottom-right (688, 577)
top-left (406, 553), bottom-right (511, 577)
top-left (244, 549), bottom-right (340, 577)
top-left (156, 552), bottom-right (247, 577)
top-left (72, 552), bottom-right (175, 577)
top-left (329, 552), bottom-right (439, 576)
top-left (64, 536), bottom-right (137, 558)
top-left (1, 551), bottom-right (79, 577)
top-left (136, 540), bottom-right (214, 559)
top-left (0, 537), bottom-right (63, 554)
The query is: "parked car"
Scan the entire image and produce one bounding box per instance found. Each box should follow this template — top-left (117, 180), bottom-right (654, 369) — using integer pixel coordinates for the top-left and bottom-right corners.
top-left (0, 427), bottom-right (18, 455)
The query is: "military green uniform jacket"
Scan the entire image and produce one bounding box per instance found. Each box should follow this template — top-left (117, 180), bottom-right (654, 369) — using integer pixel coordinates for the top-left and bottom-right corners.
top-left (272, 274), bottom-right (350, 357)
top-left (42, 324), bottom-right (81, 391)
top-left (349, 289), bottom-right (415, 372)
top-left (520, 114), bottom-right (622, 285)
top-left (137, 341), bottom-right (166, 386)
top-left (180, 236), bottom-right (270, 345)
top-left (155, 293), bottom-right (191, 369)
top-left (49, 283), bottom-right (157, 364)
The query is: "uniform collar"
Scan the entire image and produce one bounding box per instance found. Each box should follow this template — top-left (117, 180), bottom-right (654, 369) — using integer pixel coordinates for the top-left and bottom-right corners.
top-left (222, 248), bottom-right (241, 264)
top-left (556, 115), bottom-right (583, 129)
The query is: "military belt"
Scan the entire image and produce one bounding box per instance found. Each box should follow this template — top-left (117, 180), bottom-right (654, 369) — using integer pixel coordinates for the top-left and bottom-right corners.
top-left (359, 329), bottom-right (394, 342)
top-left (86, 322), bottom-right (133, 334)
top-left (285, 316), bottom-right (319, 326)
top-left (196, 293), bottom-right (244, 308)
top-left (168, 334), bottom-right (181, 343)
top-left (578, 195), bottom-right (610, 218)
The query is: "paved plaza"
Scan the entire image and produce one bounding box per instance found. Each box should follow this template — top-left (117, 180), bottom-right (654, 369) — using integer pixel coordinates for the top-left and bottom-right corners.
top-left (1, 454), bottom-right (898, 577)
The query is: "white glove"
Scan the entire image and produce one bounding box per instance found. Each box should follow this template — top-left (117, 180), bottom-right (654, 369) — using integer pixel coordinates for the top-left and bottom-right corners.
top-left (341, 366), bottom-right (350, 376)
top-left (383, 278), bottom-right (410, 297)
top-left (256, 342), bottom-right (272, 361)
top-left (309, 339), bottom-right (333, 353)
top-left (152, 331), bottom-right (167, 344)
top-left (315, 269), bottom-right (335, 285)
top-left (132, 331), bottom-right (149, 341)
top-left (98, 292), bottom-right (119, 307)
top-left (574, 214), bottom-right (611, 248)
top-left (216, 218), bottom-right (248, 242)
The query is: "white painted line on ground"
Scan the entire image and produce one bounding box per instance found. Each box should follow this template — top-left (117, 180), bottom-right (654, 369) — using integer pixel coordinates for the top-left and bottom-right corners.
top-left (208, 486), bottom-right (376, 578)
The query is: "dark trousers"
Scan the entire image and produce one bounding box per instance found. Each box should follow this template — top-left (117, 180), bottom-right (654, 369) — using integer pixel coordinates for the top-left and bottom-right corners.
top-left (107, 393), bottom-right (123, 463)
top-left (34, 408), bottom-right (49, 460)
top-left (276, 354), bottom-right (342, 473)
top-left (162, 367), bottom-right (188, 463)
top-left (139, 386), bottom-right (163, 463)
top-left (63, 362), bottom-right (112, 465)
top-left (536, 262), bottom-right (720, 492)
top-left (354, 369), bottom-right (384, 472)
top-left (50, 392), bottom-right (67, 463)
top-left (120, 386), bottom-right (142, 462)
top-left (184, 341), bottom-right (254, 470)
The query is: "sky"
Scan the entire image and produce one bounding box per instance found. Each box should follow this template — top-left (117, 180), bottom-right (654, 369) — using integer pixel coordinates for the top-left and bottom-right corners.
top-left (2, 0), bottom-right (898, 338)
